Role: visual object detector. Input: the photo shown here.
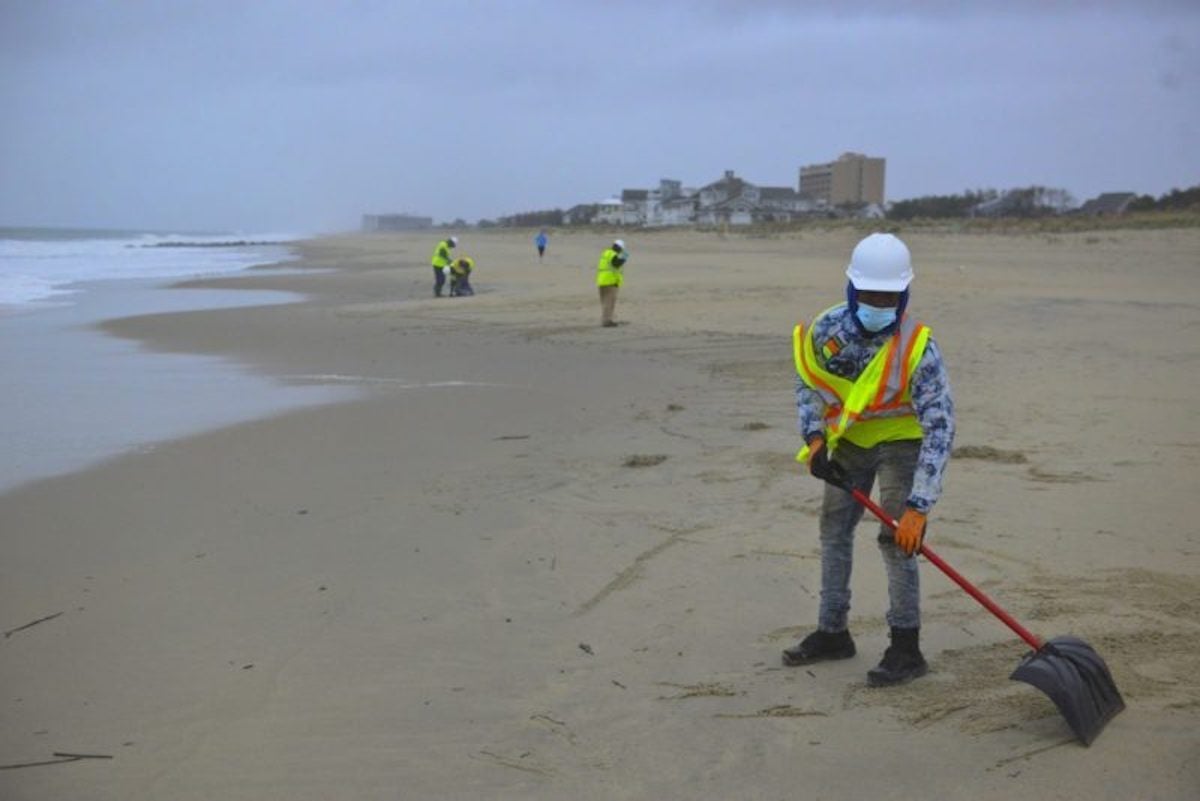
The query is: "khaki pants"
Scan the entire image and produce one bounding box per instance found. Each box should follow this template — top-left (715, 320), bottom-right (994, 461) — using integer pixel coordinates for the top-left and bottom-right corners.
top-left (598, 285), bottom-right (619, 325)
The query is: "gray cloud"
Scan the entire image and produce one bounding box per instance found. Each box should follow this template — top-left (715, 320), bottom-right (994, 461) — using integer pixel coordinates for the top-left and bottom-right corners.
top-left (1, 0), bottom-right (1197, 232)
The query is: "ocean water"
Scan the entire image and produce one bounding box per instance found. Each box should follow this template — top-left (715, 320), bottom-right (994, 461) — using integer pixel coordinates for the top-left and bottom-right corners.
top-left (0, 227), bottom-right (357, 493)
top-left (0, 226), bottom-right (299, 310)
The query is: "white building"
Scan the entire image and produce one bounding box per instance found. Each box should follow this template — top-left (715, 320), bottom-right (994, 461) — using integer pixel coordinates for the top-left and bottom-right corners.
top-left (620, 189), bottom-right (648, 226)
top-left (643, 179), bottom-right (696, 227)
top-left (585, 169), bottom-right (822, 228)
top-left (593, 197), bottom-right (624, 225)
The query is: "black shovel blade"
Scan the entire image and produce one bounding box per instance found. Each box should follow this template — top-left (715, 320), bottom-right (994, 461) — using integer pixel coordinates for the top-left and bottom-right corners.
top-left (1009, 635), bottom-right (1125, 746)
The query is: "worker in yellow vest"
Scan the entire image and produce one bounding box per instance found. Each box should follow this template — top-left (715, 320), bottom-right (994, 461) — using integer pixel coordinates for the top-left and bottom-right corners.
top-left (595, 239), bottom-right (629, 327)
top-left (782, 232), bottom-right (956, 687)
top-left (448, 256), bottom-right (474, 297)
top-left (430, 236), bottom-right (458, 297)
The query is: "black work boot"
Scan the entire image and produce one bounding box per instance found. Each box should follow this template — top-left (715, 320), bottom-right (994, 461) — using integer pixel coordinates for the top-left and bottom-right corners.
top-left (782, 629), bottom-right (856, 667)
top-left (867, 627), bottom-right (928, 687)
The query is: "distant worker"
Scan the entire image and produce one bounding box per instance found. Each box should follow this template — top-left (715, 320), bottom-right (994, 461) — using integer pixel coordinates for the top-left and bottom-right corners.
top-left (595, 239), bottom-right (629, 327)
top-left (783, 232), bottom-right (956, 688)
top-left (449, 256), bottom-right (475, 297)
top-left (535, 229), bottom-right (549, 261)
top-left (430, 235), bottom-right (458, 298)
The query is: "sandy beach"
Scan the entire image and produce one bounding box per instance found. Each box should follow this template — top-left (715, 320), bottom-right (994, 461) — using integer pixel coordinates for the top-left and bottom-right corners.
top-left (2, 226), bottom-right (1198, 799)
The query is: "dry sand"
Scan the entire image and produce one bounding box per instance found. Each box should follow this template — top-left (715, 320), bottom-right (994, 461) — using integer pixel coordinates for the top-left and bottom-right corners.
top-left (2, 226), bottom-right (1198, 799)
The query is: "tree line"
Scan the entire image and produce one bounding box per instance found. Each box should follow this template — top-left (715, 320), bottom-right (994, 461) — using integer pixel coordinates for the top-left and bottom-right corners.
top-left (1128, 186), bottom-right (1200, 212)
top-left (478, 209), bottom-right (564, 228)
top-left (888, 186), bottom-right (1076, 220)
top-left (890, 184), bottom-right (1199, 220)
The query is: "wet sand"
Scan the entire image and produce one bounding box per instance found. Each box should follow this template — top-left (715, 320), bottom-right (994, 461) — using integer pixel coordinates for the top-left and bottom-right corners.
top-left (0, 280), bottom-right (353, 492)
top-left (2, 226), bottom-right (1198, 799)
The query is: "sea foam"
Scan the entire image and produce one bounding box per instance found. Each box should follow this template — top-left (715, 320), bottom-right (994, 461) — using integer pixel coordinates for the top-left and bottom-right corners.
top-left (0, 229), bottom-right (301, 308)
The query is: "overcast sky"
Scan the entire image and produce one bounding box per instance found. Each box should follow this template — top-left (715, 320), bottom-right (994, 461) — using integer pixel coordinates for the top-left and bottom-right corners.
top-left (2, 1), bottom-right (1197, 233)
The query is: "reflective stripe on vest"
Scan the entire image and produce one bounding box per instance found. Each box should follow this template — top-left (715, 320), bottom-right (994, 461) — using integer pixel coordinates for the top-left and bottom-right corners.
top-left (793, 306), bottom-right (930, 462)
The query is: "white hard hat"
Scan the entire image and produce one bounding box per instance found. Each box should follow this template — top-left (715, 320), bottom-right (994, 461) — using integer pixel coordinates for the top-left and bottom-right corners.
top-left (448, 236), bottom-right (458, 246)
top-left (613, 239), bottom-right (625, 249)
top-left (845, 233), bottom-right (913, 291)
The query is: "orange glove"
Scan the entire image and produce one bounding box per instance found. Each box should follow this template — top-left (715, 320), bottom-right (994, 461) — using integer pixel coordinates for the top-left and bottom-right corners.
top-left (895, 508), bottom-right (927, 557)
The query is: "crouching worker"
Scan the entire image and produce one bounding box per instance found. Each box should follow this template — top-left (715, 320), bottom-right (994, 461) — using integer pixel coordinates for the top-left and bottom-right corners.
top-left (449, 256), bottom-right (475, 297)
top-left (783, 232), bottom-right (955, 687)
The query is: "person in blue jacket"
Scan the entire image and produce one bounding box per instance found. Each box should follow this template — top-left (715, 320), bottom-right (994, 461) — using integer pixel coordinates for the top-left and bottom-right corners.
top-left (535, 229), bottom-right (549, 261)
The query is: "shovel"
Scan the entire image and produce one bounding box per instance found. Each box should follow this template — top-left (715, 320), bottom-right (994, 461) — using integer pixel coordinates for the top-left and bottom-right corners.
top-left (821, 464), bottom-right (1124, 745)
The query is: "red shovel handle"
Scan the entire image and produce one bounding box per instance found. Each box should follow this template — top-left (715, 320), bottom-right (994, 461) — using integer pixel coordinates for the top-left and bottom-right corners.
top-left (845, 485), bottom-right (1044, 652)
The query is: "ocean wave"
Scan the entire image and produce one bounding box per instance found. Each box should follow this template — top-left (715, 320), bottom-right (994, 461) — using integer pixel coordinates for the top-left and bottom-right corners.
top-left (136, 240), bottom-right (288, 248)
top-left (0, 230), bottom-right (305, 307)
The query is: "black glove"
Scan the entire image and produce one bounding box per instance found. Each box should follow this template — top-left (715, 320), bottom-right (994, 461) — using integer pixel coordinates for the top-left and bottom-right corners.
top-left (808, 441), bottom-right (833, 480)
top-left (808, 439), bottom-right (849, 489)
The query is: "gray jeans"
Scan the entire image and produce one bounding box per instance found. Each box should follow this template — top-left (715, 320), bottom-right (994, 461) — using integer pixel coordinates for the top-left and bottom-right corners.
top-left (817, 438), bottom-right (922, 632)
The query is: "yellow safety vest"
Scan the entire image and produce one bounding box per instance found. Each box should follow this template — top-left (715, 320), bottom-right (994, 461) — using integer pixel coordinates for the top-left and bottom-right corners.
top-left (431, 241), bottom-right (452, 269)
top-left (450, 257), bottom-right (473, 276)
top-left (596, 248), bottom-right (623, 287)
top-left (794, 305), bottom-right (931, 462)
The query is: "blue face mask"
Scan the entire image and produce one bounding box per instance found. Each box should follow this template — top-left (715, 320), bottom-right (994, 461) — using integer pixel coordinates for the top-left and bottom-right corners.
top-left (855, 302), bottom-right (897, 332)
